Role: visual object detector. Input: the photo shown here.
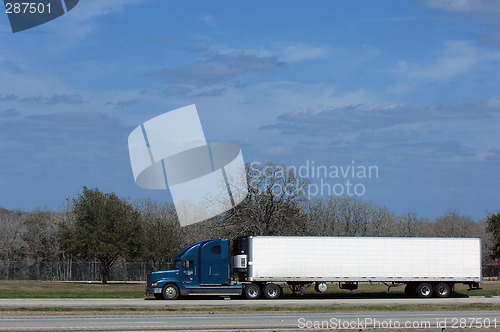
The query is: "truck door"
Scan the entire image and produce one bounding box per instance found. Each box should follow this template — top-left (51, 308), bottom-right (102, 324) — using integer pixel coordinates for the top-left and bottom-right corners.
top-left (199, 240), bottom-right (229, 285)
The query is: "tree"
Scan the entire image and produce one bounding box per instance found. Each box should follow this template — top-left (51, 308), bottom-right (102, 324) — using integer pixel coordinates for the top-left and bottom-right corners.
top-left (394, 213), bottom-right (424, 237)
top-left (325, 197), bottom-right (370, 236)
top-left (22, 210), bottom-right (60, 262)
top-left (486, 212), bottom-right (500, 260)
top-left (220, 162), bottom-right (310, 237)
top-left (307, 197), bottom-right (401, 237)
top-left (423, 210), bottom-right (482, 238)
top-left (0, 208), bottom-right (24, 262)
top-left (136, 199), bottom-right (183, 271)
top-left (58, 187), bottom-right (144, 284)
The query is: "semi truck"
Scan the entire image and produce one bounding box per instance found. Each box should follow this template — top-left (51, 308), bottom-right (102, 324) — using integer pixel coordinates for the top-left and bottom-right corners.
top-left (146, 236), bottom-right (481, 300)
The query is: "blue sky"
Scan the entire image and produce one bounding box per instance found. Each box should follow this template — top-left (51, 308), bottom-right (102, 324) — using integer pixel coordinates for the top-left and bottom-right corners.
top-left (0, 0), bottom-right (499, 220)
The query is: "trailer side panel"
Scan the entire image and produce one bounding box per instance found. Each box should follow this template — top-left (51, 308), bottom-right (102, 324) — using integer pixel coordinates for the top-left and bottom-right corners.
top-left (247, 236), bottom-right (481, 283)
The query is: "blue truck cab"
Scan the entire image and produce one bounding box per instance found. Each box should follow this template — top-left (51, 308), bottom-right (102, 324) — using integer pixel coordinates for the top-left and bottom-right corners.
top-left (146, 238), bottom-right (243, 299)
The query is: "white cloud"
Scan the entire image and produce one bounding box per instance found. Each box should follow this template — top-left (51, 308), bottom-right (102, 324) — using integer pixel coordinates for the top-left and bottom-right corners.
top-left (198, 13), bottom-right (217, 28)
top-left (196, 88), bottom-right (225, 97)
top-left (71, 0), bottom-right (144, 21)
top-left (274, 43), bottom-right (330, 63)
top-left (217, 42), bottom-right (330, 64)
top-left (395, 41), bottom-right (500, 81)
top-left (258, 98), bottom-right (500, 162)
top-left (146, 50), bottom-right (286, 87)
top-left (422, 0), bottom-right (500, 14)
top-left (51, 0), bottom-right (144, 40)
top-left (0, 67), bottom-right (67, 97)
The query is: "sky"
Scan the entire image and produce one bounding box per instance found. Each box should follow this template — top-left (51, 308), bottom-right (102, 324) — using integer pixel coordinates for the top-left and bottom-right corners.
top-left (0, 0), bottom-right (499, 220)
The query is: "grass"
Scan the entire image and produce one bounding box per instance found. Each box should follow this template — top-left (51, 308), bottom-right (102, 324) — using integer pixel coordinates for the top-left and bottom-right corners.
top-left (0, 280), bottom-right (498, 299)
top-left (0, 280), bottom-right (145, 298)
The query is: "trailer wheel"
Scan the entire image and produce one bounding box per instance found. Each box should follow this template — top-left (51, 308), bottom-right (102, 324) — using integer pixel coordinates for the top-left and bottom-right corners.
top-left (415, 283), bottom-right (433, 298)
top-left (162, 284), bottom-right (180, 300)
top-left (434, 283), bottom-right (451, 298)
top-left (314, 282), bottom-right (328, 293)
top-left (263, 283), bottom-right (281, 299)
top-left (244, 284), bottom-right (261, 299)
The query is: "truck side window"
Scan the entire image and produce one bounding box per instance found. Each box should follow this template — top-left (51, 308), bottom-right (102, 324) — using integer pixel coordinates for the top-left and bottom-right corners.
top-left (211, 245), bottom-right (221, 254)
top-left (182, 260), bottom-right (194, 268)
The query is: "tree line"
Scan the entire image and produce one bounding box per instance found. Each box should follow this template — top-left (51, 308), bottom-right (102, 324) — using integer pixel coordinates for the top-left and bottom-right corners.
top-left (0, 162), bottom-right (498, 283)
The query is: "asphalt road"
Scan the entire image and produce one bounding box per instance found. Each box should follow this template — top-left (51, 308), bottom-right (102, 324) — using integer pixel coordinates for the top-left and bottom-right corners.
top-left (1, 296), bottom-right (500, 308)
top-left (1, 311), bottom-right (500, 331)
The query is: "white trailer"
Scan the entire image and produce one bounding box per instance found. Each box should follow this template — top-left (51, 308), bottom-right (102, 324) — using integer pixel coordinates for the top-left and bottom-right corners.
top-left (233, 236), bottom-right (482, 298)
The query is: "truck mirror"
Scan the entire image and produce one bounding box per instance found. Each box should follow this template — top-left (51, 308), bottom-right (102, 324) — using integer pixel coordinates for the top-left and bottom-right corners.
top-left (182, 260), bottom-right (188, 268)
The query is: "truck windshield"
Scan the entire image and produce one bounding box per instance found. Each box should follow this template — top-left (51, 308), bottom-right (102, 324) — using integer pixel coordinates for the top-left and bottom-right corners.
top-left (174, 260), bottom-right (182, 269)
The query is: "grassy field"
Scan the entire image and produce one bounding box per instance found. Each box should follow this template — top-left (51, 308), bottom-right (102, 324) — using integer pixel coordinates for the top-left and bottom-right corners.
top-left (0, 280), bottom-right (498, 299)
top-left (0, 281), bottom-right (144, 298)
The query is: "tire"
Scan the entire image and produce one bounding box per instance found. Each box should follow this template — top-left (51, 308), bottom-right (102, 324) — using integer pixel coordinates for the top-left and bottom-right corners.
top-left (162, 284), bottom-right (180, 300)
top-left (434, 283), bottom-right (452, 298)
top-left (404, 284), bottom-right (416, 297)
top-left (314, 282), bottom-right (328, 293)
top-left (263, 283), bottom-right (281, 299)
top-left (154, 293), bottom-right (165, 300)
top-left (415, 283), bottom-right (433, 298)
top-left (244, 284), bottom-right (261, 299)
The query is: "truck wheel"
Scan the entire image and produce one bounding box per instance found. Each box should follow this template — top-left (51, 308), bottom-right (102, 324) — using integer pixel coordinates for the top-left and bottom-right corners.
top-left (263, 283), bottom-right (281, 299)
top-left (416, 283), bottom-right (433, 298)
top-left (162, 284), bottom-right (180, 300)
top-left (434, 283), bottom-right (451, 298)
top-left (244, 284), bottom-right (261, 299)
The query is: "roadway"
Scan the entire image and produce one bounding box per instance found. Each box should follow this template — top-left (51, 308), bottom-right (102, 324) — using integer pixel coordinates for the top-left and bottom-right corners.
top-left (1, 311), bottom-right (500, 330)
top-left (1, 296), bottom-right (500, 308)
top-left (1, 297), bottom-right (500, 331)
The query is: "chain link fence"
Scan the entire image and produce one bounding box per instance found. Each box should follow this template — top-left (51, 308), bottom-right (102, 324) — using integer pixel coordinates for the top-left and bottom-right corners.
top-left (0, 261), bottom-right (172, 281)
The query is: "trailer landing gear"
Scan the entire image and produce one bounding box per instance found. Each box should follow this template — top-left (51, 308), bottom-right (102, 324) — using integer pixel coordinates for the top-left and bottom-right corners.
top-left (467, 282), bottom-right (482, 291)
top-left (287, 281), bottom-right (312, 295)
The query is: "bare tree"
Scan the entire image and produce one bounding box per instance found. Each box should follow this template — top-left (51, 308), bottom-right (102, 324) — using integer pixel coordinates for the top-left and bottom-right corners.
top-left (309, 197), bottom-right (372, 236)
top-left (22, 209), bottom-right (61, 262)
top-left (307, 198), bottom-right (428, 238)
top-left (422, 210), bottom-right (482, 238)
top-left (365, 205), bottom-right (397, 237)
top-left (394, 213), bottom-right (425, 237)
top-left (219, 162), bottom-right (310, 237)
top-left (306, 199), bottom-right (335, 236)
top-left (0, 208), bottom-right (24, 261)
top-left (136, 199), bottom-right (183, 271)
